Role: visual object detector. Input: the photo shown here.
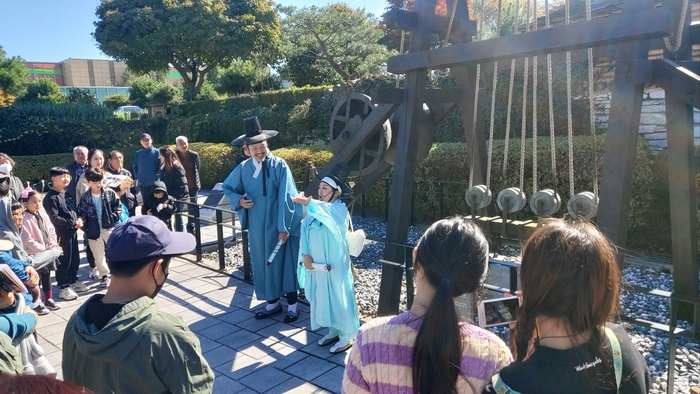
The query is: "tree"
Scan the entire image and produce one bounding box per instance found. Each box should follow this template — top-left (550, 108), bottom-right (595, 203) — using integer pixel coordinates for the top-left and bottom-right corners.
top-left (16, 79), bottom-right (66, 104)
top-left (280, 4), bottom-right (395, 86)
top-left (0, 46), bottom-right (27, 105)
top-left (66, 88), bottom-right (99, 105)
top-left (94, 0), bottom-right (280, 101)
top-left (103, 94), bottom-right (131, 110)
top-left (128, 75), bottom-right (160, 108)
top-left (212, 59), bottom-right (281, 96)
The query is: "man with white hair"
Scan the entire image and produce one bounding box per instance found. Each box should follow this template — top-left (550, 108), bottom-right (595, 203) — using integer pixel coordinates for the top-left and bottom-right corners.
top-left (174, 136), bottom-right (200, 233)
top-left (64, 146), bottom-right (89, 203)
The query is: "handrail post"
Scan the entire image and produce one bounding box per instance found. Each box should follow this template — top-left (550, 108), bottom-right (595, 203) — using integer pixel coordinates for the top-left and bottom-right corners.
top-left (384, 178), bottom-right (390, 222)
top-left (194, 203), bottom-right (202, 262)
top-left (405, 246), bottom-right (414, 310)
top-left (216, 210), bottom-right (225, 271)
top-left (242, 230), bottom-right (251, 281)
top-left (667, 296), bottom-right (677, 394)
top-left (439, 182), bottom-right (445, 218)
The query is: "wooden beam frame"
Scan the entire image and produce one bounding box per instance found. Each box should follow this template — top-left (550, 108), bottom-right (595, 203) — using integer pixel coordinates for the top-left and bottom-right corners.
top-left (384, 8), bottom-right (477, 38)
top-left (387, 7), bottom-right (673, 73)
top-left (652, 59), bottom-right (700, 108)
top-left (371, 88), bottom-right (465, 104)
top-left (597, 0), bottom-right (660, 248)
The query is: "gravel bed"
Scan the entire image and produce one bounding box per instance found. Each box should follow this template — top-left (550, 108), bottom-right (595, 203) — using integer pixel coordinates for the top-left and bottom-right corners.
top-left (203, 216), bottom-right (700, 393)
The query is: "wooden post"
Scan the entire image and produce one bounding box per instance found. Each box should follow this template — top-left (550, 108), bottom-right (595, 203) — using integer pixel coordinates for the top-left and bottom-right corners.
top-left (377, 0), bottom-right (437, 316)
top-left (597, 0), bottom-right (657, 247)
top-left (664, 0), bottom-right (698, 323)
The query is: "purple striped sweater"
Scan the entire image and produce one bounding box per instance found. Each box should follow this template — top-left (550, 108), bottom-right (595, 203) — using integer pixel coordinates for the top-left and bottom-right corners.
top-left (342, 311), bottom-right (512, 394)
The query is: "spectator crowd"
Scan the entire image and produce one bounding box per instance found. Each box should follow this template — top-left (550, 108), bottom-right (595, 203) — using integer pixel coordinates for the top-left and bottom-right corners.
top-left (0, 117), bottom-right (650, 393)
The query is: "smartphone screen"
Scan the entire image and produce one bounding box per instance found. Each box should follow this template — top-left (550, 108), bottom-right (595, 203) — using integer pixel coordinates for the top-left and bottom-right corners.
top-left (477, 296), bottom-right (520, 327)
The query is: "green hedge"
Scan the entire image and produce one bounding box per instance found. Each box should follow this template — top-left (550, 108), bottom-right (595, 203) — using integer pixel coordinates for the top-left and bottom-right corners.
top-left (166, 86), bottom-right (334, 148)
top-left (0, 103), bottom-right (168, 156)
top-left (11, 137), bottom-right (670, 252)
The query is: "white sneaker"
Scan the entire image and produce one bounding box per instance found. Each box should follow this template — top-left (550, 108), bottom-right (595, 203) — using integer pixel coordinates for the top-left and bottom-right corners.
top-left (71, 282), bottom-right (89, 293)
top-left (89, 267), bottom-right (99, 280)
top-left (59, 287), bottom-right (78, 301)
top-left (99, 276), bottom-right (111, 288)
top-left (318, 332), bottom-right (340, 346)
top-left (330, 339), bottom-right (353, 354)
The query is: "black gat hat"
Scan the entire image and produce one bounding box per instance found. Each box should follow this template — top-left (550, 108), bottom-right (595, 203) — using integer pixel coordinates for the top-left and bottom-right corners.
top-left (231, 116), bottom-right (278, 147)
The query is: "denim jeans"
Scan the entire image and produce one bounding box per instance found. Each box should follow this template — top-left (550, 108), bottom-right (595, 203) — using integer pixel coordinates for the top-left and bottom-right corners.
top-left (175, 189), bottom-right (198, 232)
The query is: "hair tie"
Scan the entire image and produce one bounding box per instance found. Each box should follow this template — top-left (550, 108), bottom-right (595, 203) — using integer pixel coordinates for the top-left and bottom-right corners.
top-left (20, 186), bottom-right (34, 200)
top-left (440, 277), bottom-right (451, 287)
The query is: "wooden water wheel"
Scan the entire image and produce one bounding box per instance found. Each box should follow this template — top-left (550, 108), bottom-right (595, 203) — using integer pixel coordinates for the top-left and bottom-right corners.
top-left (329, 93), bottom-right (392, 176)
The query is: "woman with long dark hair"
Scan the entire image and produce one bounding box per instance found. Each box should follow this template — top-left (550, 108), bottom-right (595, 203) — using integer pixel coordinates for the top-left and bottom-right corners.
top-left (487, 220), bottom-right (649, 393)
top-left (158, 146), bottom-right (188, 202)
top-left (342, 217), bottom-right (512, 394)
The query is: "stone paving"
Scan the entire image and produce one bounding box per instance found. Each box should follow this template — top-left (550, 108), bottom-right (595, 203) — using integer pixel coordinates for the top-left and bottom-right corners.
top-left (37, 252), bottom-right (348, 393)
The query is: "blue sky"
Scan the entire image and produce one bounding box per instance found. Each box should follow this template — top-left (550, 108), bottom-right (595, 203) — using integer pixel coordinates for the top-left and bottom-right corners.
top-left (0, 0), bottom-right (388, 63)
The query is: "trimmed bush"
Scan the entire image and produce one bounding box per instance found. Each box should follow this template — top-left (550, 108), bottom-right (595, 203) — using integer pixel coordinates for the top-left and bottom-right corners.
top-left (165, 86), bottom-right (334, 148)
top-left (11, 136), bottom-right (668, 252)
top-left (0, 103), bottom-right (167, 156)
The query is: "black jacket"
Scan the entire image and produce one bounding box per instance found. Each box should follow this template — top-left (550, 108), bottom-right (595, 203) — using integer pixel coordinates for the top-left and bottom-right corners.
top-left (42, 189), bottom-right (78, 236)
top-left (77, 188), bottom-right (121, 240)
top-left (141, 182), bottom-right (177, 228)
top-left (64, 161), bottom-right (88, 202)
top-left (175, 150), bottom-right (201, 190)
top-left (159, 163), bottom-right (189, 200)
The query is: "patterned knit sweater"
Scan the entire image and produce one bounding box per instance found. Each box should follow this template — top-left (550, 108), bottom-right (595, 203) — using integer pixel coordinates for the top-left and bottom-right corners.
top-left (342, 311), bottom-right (512, 394)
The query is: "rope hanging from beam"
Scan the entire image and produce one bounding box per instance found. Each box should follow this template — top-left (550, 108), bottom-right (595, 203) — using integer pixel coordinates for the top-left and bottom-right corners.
top-left (486, 0), bottom-right (503, 188)
top-left (586, 0), bottom-right (598, 196)
top-left (469, 0), bottom-right (487, 188)
top-left (663, 0), bottom-right (688, 53)
top-left (502, 0), bottom-right (521, 178)
top-left (545, 0), bottom-right (558, 192)
top-left (566, 0), bottom-right (575, 198)
top-left (519, 0), bottom-right (531, 192)
top-left (531, 0), bottom-right (539, 193)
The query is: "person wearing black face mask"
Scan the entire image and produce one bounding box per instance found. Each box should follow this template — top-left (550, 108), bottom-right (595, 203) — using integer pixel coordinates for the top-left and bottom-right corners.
top-left (61, 216), bottom-right (214, 394)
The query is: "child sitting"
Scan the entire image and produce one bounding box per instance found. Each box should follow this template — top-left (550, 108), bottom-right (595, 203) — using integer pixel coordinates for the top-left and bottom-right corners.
top-left (20, 188), bottom-right (61, 314)
top-left (141, 181), bottom-right (177, 230)
top-left (76, 169), bottom-right (121, 289)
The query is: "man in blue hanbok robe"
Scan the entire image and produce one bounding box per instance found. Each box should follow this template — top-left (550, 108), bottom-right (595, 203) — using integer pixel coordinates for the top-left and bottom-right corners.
top-left (223, 116), bottom-right (303, 323)
top-left (292, 169), bottom-right (360, 354)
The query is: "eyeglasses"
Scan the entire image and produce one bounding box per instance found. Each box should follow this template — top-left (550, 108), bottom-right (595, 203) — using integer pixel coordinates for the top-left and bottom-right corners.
top-left (11, 211), bottom-right (23, 217)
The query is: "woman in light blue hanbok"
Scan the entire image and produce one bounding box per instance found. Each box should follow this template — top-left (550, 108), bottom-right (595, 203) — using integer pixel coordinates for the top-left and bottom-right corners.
top-left (292, 170), bottom-right (359, 354)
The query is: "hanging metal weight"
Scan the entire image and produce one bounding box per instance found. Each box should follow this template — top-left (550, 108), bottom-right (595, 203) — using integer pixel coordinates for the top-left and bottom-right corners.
top-left (383, 103), bottom-right (434, 167)
top-left (497, 187), bottom-right (527, 214)
top-left (329, 93), bottom-right (392, 177)
top-left (567, 191), bottom-right (599, 220)
top-left (530, 189), bottom-right (562, 217)
top-left (465, 185), bottom-right (493, 211)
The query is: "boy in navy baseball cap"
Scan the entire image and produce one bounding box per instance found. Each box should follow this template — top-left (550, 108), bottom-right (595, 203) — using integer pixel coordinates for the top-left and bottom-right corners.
top-left (62, 216), bottom-right (214, 394)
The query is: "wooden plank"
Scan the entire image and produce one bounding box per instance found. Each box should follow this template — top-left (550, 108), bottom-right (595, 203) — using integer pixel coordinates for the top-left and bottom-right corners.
top-left (378, 0), bottom-right (437, 317)
top-left (652, 59), bottom-right (700, 109)
top-left (597, 0), bottom-right (657, 248)
top-left (384, 8), bottom-right (477, 38)
top-left (387, 7), bottom-right (673, 73)
top-left (371, 88), bottom-right (465, 104)
top-left (663, 0), bottom-right (698, 324)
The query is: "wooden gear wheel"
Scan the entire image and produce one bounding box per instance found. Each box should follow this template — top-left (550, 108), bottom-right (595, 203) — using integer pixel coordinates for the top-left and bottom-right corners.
top-left (329, 93), bottom-right (392, 177)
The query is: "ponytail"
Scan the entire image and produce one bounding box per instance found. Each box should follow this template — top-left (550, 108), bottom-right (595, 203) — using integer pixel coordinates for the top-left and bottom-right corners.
top-left (412, 276), bottom-right (462, 394)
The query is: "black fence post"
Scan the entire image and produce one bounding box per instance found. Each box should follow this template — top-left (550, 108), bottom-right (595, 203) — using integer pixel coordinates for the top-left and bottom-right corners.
top-left (439, 182), bottom-right (445, 218)
top-left (405, 246), bottom-right (414, 310)
top-left (216, 210), bottom-right (225, 271)
top-left (384, 178), bottom-right (390, 222)
top-left (242, 230), bottom-right (251, 282)
top-left (361, 193), bottom-right (366, 218)
top-left (410, 182), bottom-right (415, 226)
top-left (194, 203), bottom-right (202, 262)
